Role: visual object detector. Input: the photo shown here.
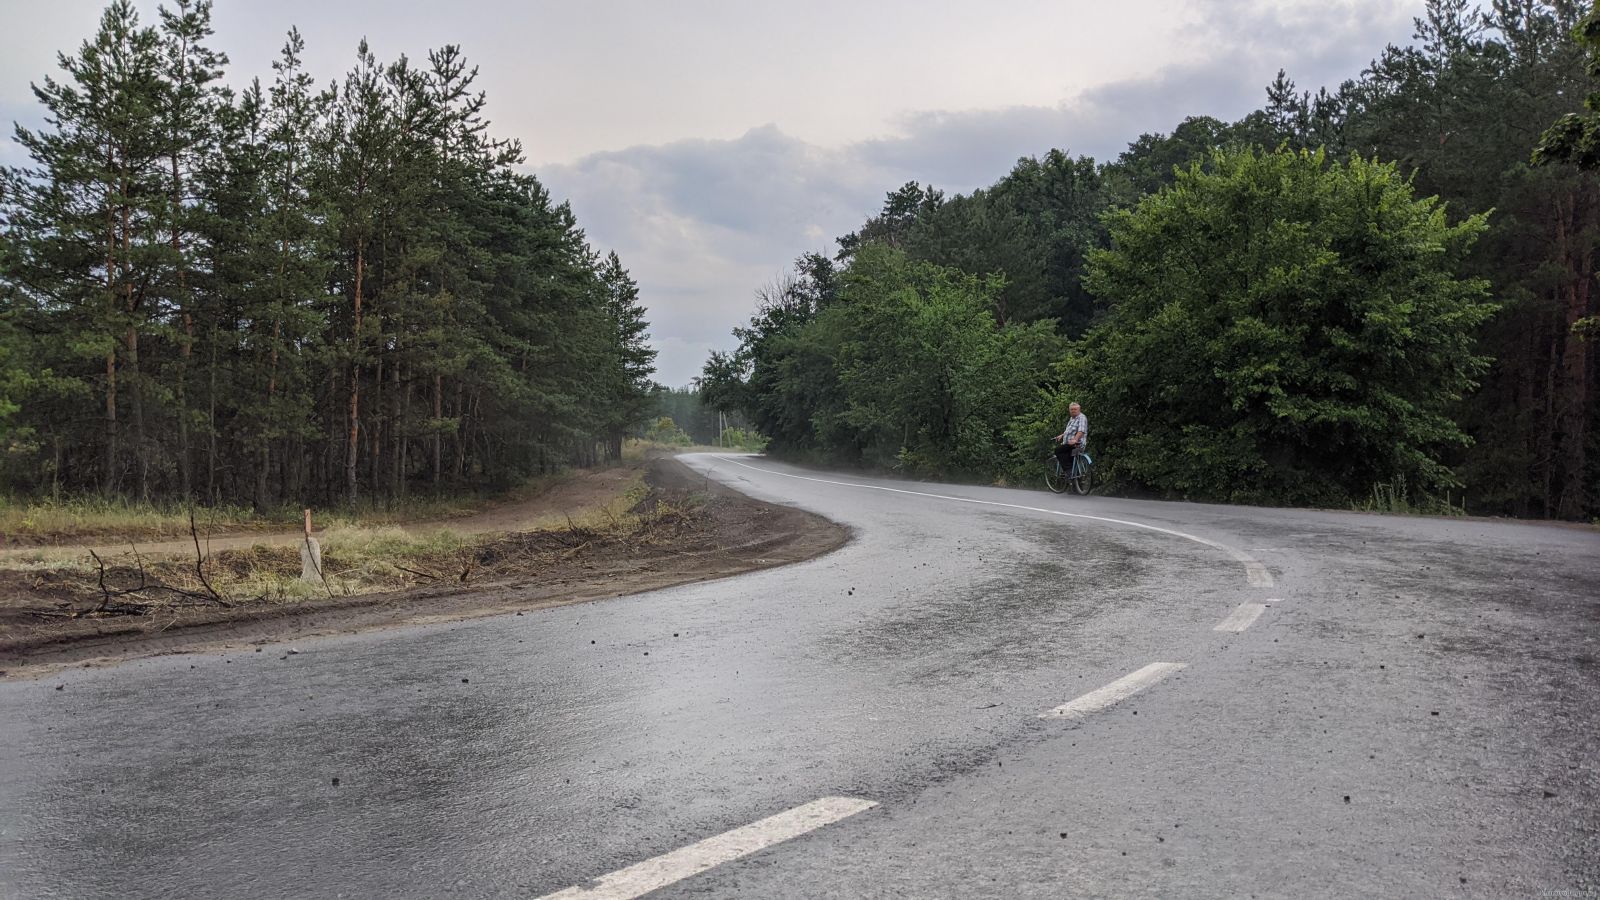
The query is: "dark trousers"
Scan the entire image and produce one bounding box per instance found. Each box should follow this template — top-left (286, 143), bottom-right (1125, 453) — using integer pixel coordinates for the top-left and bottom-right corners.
top-left (1055, 444), bottom-right (1083, 470)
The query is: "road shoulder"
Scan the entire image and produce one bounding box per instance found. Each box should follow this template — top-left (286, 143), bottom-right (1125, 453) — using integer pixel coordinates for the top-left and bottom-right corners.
top-left (0, 457), bottom-right (848, 678)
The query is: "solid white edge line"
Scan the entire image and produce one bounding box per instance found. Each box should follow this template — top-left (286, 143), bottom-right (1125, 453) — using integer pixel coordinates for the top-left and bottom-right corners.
top-left (1039, 662), bottom-right (1187, 720)
top-left (1213, 602), bottom-right (1269, 633)
top-left (705, 455), bottom-right (1274, 587)
top-left (539, 796), bottom-right (878, 900)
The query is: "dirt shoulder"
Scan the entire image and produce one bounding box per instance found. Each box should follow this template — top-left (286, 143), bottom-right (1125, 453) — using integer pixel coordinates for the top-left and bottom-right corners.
top-left (0, 457), bottom-right (848, 678)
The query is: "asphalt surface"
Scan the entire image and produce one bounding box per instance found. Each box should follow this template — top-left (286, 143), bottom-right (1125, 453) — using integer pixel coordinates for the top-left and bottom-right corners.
top-left (1, 453), bottom-right (1596, 899)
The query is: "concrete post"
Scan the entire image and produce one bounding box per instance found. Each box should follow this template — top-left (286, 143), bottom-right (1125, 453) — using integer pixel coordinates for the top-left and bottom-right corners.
top-left (300, 508), bottom-right (322, 583)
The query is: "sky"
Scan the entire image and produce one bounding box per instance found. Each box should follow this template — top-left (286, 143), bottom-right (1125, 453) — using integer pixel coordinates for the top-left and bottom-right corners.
top-left (1, 0), bottom-right (1422, 386)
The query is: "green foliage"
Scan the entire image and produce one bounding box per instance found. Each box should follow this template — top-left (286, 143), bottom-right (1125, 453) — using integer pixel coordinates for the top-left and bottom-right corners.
top-left (718, 427), bottom-right (766, 451)
top-left (706, 0), bottom-right (1597, 520)
top-left (1535, 2), bottom-right (1600, 168)
top-left (0, 4), bottom-right (654, 506)
top-left (651, 384), bottom-right (759, 446)
top-left (1282, 0), bottom-right (1598, 519)
top-left (841, 154), bottom-right (1112, 337)
top-left (643, 416), bottom-right (693, 446)
top-left (715, 245), bottom-right (1063, 478)
top-left (1043, 148), bottom-right (1493, 505)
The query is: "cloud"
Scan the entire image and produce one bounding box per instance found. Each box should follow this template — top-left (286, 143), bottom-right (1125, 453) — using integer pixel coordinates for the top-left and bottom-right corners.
top-left (544, 1), bottom-right (1417, 388)
top-left (545, 127), bottom-right (901, 386)
top-left (599, 10), bottom-right (1424, 387)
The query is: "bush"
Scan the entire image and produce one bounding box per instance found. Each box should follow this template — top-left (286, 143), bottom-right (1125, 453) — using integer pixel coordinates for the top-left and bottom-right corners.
top-left (1015, 148), bottom-right (1494, 505)
top-left (643, 416), bottom-right (693, 446)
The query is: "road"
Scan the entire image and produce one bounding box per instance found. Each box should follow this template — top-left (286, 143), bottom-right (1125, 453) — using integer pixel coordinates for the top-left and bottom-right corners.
top-left (1, 453), bottom-right (1596, 898)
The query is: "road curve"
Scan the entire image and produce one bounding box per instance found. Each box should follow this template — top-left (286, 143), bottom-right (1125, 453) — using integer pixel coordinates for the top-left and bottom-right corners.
top-left (0, 453), bottom-right (1595, 898)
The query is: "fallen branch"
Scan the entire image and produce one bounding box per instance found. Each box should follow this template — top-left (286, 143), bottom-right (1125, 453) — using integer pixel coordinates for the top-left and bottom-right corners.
top-left (188, 509), bottom-right (230, 607)
top-left (393, 563), bottom-right (439, 581)
top-left (86, 549), bottom-right (154, 617)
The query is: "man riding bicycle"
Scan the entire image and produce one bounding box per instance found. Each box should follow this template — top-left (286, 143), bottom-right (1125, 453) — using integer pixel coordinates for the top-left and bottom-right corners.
top-left (1054, 402), bottom-right (1088, 470)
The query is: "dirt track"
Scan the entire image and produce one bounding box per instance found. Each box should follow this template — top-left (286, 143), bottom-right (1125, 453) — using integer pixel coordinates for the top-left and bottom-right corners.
top-left (0, 457), bottom-right (848, 676)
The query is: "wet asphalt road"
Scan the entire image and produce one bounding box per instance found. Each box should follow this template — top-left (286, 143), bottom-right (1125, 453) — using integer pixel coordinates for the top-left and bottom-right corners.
top-left (1, 453), bottom-right (1597, 899)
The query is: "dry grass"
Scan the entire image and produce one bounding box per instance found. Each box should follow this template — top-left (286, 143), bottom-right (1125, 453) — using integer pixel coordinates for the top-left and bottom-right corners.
top-left (0, 496), bottom-right (276, 544)
top-left (0, 472), bottom-right (576, 546)
top-left (8, 469), bottom-right (679, 615)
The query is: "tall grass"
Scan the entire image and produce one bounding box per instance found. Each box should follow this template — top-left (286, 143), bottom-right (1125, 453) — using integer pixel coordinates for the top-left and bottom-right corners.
top-left (0, 472), bottom-right (574, 543)
top-left (1358, 476), bottom-right (1467, 516)
top-left (0, 495), bottom-right (273, 542)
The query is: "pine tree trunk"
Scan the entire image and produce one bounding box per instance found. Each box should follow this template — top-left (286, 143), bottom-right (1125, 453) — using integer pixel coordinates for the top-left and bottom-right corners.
top-left (120, 190), bottom-right (148, 502)
top-left (1516, 324), bottom-right (1536, 518)
top-left (454, 381), bottom-right (466, 477)
top-left (126, 324), bottom-right (147, 500)
top-left (103, 352), bottom-right (118, 495)
top-left (207, 328), bottom-right (219, 501)
top-left (1555, 188), bottom-right (1593, 519)
top-left (347, 247), bottom-right (364, 505)
top-left (371, 355), bottom-right (384, 497)
top-left (172, 149), bottom-right (192, 498)
top-left (178, 317), bottom-right (193, 498)
top-left (1544, 331), bottom-right (1559, 518)
top-left (259, 319), bottom-right (280, 510)
top-left (103, 195), bottom-right (119, 496)
top-left (51, 435), bottom-right (63, 500)
top-left (391, 363), bottom-right (404, 498)
top-left (433, 374), bottom-right (442, 486)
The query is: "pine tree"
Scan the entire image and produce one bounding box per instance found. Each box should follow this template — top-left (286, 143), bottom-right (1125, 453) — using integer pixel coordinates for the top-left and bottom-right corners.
top-left (6, 1), bottom-right (168, 496)
top-left (2, 6), bottom-right (655, 506)
top-left (155, 0), bottom-right (228, 497)
top-left (599, 251), bottom-right (656, 458)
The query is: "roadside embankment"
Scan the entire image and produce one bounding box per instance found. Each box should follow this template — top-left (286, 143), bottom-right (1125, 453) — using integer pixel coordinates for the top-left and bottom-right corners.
top-left (0, 457), bottom-right (847, 676)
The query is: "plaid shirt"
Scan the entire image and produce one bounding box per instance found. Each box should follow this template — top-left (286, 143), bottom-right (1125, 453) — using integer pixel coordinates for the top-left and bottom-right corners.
top-left (1063, 413), bottom-right (1088, 450)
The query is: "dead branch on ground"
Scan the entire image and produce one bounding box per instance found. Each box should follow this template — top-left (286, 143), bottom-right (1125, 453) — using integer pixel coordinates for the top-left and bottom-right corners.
top-left (68, 542), bottom-right (243, 619)
top-left (394, 563), bottom-right (439, 581)
top-left (188, 509), bottom-right (230, 607)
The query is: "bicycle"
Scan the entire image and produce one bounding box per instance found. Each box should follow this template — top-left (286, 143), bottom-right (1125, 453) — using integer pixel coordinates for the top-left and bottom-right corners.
top-left (1044, 448), bottom-right (1092, 495)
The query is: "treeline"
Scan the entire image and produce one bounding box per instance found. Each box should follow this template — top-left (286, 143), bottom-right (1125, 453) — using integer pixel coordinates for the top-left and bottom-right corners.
top-left (0, 0), bottom-right (655, 508)
top-left (650, 386), bottom-right (754, 446)
top-left (703, 0), bottom-right (1599, 519)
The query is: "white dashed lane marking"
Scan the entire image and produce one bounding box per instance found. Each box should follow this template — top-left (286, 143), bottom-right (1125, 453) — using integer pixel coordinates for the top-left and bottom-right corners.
top-left (1039, 662), bottom-right (1187, 719)
top-left (540, 797), bottom-right (878, 900)
top-left (1214, 603), bottom-right (1269, 633)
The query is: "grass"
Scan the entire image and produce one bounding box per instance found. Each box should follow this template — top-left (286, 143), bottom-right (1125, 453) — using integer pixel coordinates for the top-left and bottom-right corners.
top-left (0, 495), bottom-right (274, 543)
top-left (0, 472), bottom-right (574, 545)
top-left (3, 465), bottom-right (661, 608)
top-left (622, 438), bottom-right (764, 460)
top-left (1357, 477), bottom-right (1467, 517)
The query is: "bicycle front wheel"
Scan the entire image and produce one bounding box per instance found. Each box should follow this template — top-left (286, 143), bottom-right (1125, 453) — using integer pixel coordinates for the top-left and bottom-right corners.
top-left (1045, 458), bottom-right (1067, 493)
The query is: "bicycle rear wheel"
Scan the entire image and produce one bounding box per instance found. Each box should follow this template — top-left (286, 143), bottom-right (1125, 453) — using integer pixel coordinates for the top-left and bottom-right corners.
top-left (1070, 458), bottom-right (1092, 495)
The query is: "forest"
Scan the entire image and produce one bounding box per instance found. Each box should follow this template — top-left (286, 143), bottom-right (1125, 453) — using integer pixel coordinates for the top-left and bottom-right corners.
top-left (0, 0), bottom-right (656, 508)
top-left (701, 0), bottom-right (1600, 519)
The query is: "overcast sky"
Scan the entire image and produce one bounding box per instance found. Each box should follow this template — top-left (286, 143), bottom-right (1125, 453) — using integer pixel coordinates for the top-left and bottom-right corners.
top-left (2, 0), bottom-right (1421, 386)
